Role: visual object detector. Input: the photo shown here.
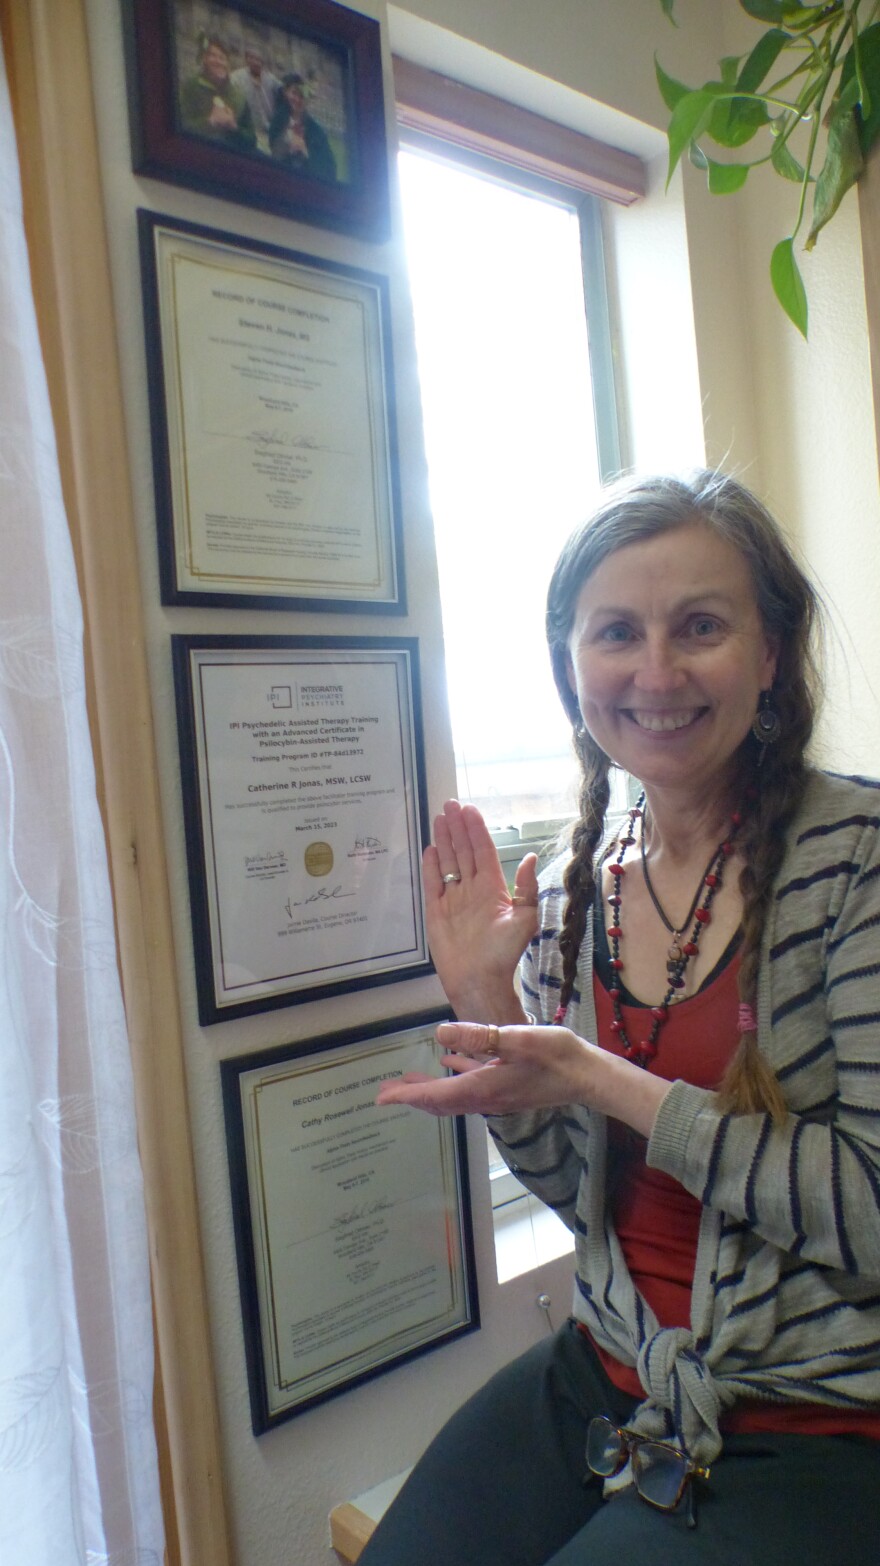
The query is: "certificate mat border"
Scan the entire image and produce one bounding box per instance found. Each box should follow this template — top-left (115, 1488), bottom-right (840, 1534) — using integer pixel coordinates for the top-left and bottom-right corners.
top-left (220, 1010), bottom-right (480, 1432)
top-left (139, 209), bottom-right (406, 614)
top-left (172, 634), bottom-right (432, 1024)
top-left (122, 0), bottom-right (390, 239)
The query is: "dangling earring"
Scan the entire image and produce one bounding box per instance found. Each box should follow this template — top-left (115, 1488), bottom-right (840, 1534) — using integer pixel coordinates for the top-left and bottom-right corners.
top-left (752, 689), bottom-right (781, 752)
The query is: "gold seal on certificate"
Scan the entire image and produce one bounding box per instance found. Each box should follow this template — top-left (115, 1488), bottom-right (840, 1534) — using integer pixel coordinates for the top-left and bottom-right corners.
top-left (173, 636), bottom-right (432, 1022)
top-left (221, 1015), bottom-right (479, 1431)
top-left (304, 841), bottom-right (334, 877)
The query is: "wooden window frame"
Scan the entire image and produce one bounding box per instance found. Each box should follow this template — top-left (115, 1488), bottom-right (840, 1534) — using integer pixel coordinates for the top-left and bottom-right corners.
top-left (393, 55), bottom-right (645, 207)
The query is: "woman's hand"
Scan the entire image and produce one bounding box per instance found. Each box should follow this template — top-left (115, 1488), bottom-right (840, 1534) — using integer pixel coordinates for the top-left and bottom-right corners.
top-left (423, 800), bottom-right (538, 1023)
top-left (377, 1019), bottom-right (672, 1138)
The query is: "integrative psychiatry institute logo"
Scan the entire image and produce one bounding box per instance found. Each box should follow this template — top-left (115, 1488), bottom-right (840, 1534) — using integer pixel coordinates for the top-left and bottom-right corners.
top-left (268, 681), bottom-right (346, 711)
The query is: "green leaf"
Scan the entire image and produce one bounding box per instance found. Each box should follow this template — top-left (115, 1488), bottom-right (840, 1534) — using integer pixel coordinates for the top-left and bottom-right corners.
top-left (707, 159), bottom-right (750, 193)
top-left (666, 88), bottom-right (720, 184)
top-left (737, 28), bottom-right (790, 94)
top-left (688, 142), bottom-right (710, 171)
top-left (785, 3), bottom-right (844, 25)
top-left (708, 92), bottom-right (770, 148)
top-left (770, 237), bottom-right (808, 337)
top-left (720, 56), bottom-right (741, 88)
top-left (655, 57), bottom-right (691, 113)
top-left (851, 27), bottom-right (871, 121)
top-left (806, 104), bottom-right (863, 249)
top-left (770, 136), bottom-right (808, 182)
top-left (835, 74), bottom-right (862, 120)
top-left (742, 1), bottom-right (838, 20)
top-left (740, 0), bottom-right (789, 21)
top-left (660, 0), bottom-right (677, 20)
top-left (839, 23), bottom-right (880, 157)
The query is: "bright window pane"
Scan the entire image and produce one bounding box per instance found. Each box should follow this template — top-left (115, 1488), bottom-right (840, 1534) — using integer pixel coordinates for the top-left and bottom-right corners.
top-left (399, 148), bottom-right (605, 829)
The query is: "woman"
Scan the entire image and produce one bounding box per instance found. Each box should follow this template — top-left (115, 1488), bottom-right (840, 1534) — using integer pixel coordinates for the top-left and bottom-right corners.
top-left (267, 72), bottom-right (336, 182)
top-left (363, 472), bottom-right (880, 1565)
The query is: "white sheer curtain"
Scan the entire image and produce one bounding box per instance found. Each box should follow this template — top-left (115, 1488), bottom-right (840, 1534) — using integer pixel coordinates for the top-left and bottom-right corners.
top-left (0, 33), bottom-right (164, 1566)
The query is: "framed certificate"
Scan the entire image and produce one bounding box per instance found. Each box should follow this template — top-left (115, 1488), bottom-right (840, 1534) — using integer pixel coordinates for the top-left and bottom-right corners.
top-left (221, 1013), bottom-right (479, 1431)
top-left (173, 636), bottom-right (432, 1023)
top-left (122, 0), bottom-right (389, 239)
top-left (140, 211), bottom-right (405, 612)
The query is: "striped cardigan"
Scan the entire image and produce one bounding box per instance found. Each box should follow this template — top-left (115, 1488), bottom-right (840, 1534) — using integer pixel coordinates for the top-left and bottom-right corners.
top-left (489, 770), bottom-right (880, 1466)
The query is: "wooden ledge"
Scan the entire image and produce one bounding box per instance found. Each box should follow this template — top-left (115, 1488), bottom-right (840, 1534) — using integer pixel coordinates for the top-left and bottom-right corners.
top-left (330, 1471), bottom-right (409, 1562)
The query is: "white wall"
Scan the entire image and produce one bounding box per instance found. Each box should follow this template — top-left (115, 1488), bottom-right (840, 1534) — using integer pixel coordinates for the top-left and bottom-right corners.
top-left (702, 2), bottom-right (880, 772)
top-left (730, 167), bottom-right (880, 772)
top-left (83, 2), bottom-right (880, 1563)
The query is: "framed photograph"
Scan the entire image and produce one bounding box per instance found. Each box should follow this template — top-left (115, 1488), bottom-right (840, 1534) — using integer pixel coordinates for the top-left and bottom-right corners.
top-left (140, 211), bottom-right (405, 613)
top-left (122, 0), bottom-right (390, 238)
top-left (221, 1012), bottom-right (479, 1430)
top-left (173, 635), bottom-right (432, 1023)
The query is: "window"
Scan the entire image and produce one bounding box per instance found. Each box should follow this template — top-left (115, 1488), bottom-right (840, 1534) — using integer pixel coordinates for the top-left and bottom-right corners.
top-left (395, 60), bottom-right (639, 836)
top-left (395, 62), bottom-right (644, 1277)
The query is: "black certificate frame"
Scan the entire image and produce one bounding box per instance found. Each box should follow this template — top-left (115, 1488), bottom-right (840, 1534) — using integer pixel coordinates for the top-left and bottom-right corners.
top-left (122, 0), bottom-right (390, 240)
top-left (140, 210), bottom-right (406, 614)
top-left (173, 634), bottom-right (433, 1024)
top-left (221, 1011), bottom-right (480, 1432)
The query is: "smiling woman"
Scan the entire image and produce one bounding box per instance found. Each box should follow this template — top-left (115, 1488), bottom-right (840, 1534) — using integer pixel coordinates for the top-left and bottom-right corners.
top-left (564, 523), bottom-right (777, 805)
top-left (363, 470), bottom-right (880, 1566)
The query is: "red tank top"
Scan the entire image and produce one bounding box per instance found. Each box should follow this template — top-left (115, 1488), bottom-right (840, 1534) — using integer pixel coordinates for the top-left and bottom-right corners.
top-left (588, 957), bottom-right (880, 1439)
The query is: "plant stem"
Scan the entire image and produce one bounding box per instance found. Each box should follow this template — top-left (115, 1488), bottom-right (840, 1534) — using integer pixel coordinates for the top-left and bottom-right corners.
top-left (793, 83), bottom-right (824, 240)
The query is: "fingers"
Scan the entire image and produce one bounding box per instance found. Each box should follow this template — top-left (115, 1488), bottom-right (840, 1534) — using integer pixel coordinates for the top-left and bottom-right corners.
top-left (442, 1053), bottom-right (499, 1076)
top-left (433, 799), bottom-right (479, 884)
top-left (430, 800), bottom-right (520, 900)
top-left (433, 806), bottom-right (465, 886)
top-left (444, 800), bottom-right (477, 880)
top-left (462, 804), bottom-right (506, 882)
top-left (376, 1071), bottom-right (487, 1117)
top-left (422, 842), bottom-right (444, 902)
top-left (437, 1020), bottom-right (501, 1058)
top-left (511, 852), bottom-right (539, 908)
top-left (375, 1023), bottom-right (503, 1114)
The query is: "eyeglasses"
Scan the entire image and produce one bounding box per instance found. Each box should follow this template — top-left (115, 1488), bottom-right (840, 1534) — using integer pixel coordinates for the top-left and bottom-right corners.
top-left (586, 1416), bottom-right (710, 1529)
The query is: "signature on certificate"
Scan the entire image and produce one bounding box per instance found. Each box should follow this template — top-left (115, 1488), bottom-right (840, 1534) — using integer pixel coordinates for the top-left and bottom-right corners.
top-left (353, 836), bottom-right (383, 852)
top-left (332, 1199), bottom-right (394, 1230)
top-left (284, 884), bottom-right (355, 915)
top-left (248, 427), bottom-right (353, 456)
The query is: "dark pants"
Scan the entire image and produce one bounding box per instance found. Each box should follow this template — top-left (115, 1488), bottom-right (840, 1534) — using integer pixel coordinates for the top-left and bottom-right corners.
top-left (359, 1322), bottom-right (880, 1566)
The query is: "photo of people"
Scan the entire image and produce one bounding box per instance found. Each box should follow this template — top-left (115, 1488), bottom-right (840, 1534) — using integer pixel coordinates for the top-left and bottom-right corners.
top-left (178, 33), bottom-right (257, 152)
top-left (230, 45), bottom-right (281, 153)
top-left (172, 0), bottom-right (348, 182)
top-left (268, 73), bottom-right (336, 181)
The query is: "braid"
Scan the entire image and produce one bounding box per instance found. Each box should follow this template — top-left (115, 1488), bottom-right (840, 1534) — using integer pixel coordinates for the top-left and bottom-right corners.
top-left (718, 725), bottom-right (811, 1123)
top-left (558, 735), bottom-right (610, 1016)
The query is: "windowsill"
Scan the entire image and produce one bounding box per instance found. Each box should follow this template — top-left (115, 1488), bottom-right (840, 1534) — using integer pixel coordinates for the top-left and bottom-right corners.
top-left (493, 1192), bottom-right (574, 1284)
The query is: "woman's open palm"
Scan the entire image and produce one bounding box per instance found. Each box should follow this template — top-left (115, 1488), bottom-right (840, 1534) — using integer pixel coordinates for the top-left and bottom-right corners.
top-left (423, 800), bottom-right (539, 1021)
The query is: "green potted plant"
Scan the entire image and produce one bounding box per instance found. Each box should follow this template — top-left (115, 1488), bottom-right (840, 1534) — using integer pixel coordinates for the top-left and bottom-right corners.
top-left (656, 1), bottom-right (880, 334)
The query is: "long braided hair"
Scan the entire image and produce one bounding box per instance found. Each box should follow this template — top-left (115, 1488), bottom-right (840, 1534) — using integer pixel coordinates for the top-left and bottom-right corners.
top-left (546, 471), bottom-right (821, 1122)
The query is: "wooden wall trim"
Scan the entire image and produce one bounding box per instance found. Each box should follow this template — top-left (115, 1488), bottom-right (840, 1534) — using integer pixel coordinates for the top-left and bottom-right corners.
top-left (392, 55), bottom-right (645, 205)
top-left (0, 5), bottom-right (233, 1565)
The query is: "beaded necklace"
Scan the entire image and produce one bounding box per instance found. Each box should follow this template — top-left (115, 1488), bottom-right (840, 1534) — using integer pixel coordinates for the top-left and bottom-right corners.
top-left (602, 793), bottom-right (743, 1069)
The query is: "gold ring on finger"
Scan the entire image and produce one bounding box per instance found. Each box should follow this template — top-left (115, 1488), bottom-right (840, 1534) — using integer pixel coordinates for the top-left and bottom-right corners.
top-left (483, 1024), bottom-right (500, 1056)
